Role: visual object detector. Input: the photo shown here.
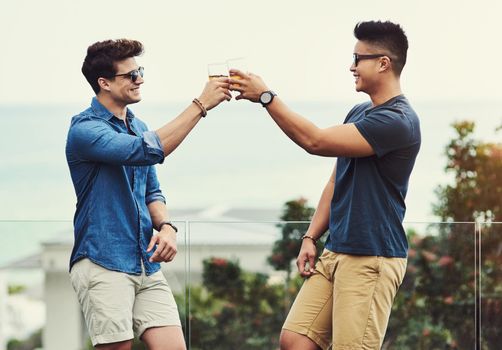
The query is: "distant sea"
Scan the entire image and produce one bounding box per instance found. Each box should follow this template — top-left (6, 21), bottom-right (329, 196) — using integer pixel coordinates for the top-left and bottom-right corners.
top-left (1, 98), bottom-right (501, 272)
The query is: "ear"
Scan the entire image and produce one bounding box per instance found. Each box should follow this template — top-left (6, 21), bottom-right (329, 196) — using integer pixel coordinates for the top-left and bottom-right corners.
top-left (98, 77), bottom-right (112, 92)
top-left (379, 56), bottom-right (392, 73)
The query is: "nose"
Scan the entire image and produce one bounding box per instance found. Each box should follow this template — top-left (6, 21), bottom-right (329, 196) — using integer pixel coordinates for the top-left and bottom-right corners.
top-left (135, 75), bottom-right (144, 85)
top-left (349, 63), bottom-right (356, 72)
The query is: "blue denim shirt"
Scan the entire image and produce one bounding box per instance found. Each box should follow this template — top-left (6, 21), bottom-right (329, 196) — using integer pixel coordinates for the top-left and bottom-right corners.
top-left (66, 97), bottom-right (166, 275)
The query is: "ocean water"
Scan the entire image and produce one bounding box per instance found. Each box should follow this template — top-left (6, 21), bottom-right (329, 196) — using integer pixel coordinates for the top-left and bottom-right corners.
top-left (0, 98), bottom-right (501, 269)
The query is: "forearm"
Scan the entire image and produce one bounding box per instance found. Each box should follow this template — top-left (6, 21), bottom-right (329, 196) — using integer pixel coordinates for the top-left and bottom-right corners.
top-left (305, 184), bottom-right (332, 240)
top-left (155, 102), bottom-right (204, 157)
top-left (147, 200), bottom-right (170, 231)
top-left (305, 166), bottom-right (336, 240)
top-left (265, 97), bottom-right (322, 154)
top-left (155, 77), bottom-right (231, 157)
top-left (147, 200), bottom-right (178, 263)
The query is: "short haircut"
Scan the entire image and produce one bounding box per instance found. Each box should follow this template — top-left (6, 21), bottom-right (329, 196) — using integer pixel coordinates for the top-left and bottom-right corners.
top-left (82, 39), bottom-right (144, 94)
top-left (354, 21), bottom-right (408, 76)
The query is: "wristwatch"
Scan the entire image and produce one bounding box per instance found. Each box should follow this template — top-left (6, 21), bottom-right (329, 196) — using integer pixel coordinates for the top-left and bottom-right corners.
top-left (157, 220), bottom-right (178, 233)
top-left (259, 90), bottom-right (277, 107)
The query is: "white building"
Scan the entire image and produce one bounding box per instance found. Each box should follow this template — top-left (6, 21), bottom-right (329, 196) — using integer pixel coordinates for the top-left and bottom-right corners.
top-left (0, 253), bottom-right (46, 350)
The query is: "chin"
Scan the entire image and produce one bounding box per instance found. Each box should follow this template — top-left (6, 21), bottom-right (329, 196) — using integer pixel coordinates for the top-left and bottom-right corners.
top-left (128, 97), bottom-right (142, 104)
top-left (355, 83), bottom-right (367, 93)
top-left (354, 81), bottom-right (362, 92)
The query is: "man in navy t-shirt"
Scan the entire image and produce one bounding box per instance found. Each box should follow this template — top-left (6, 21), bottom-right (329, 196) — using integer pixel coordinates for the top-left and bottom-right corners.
top-left (230, 21), bottom-right (420, 350)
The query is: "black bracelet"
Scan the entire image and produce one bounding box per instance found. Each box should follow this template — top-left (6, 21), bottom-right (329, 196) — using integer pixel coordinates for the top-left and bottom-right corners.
top-left (157, 220), bottom-right (178, 233)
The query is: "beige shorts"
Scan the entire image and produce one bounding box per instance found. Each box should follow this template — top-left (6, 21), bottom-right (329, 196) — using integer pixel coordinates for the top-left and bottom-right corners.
top-left (69, 258), bottom-right (181, 346)
top-left (283, 249), bottom-right (406, 350)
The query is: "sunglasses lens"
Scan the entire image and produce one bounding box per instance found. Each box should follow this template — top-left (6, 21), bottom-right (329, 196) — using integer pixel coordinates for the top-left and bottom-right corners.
top-left (130, 67), bottom-right (144, 82)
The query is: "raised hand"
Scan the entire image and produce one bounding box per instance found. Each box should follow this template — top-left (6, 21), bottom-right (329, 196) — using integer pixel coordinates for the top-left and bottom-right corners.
top-left (197, 77), bottom-right (232, 110)
top-left (228, 69), bottom-right (269, 103)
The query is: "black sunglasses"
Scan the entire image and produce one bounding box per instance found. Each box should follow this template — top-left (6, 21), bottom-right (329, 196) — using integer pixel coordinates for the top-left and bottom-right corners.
top-left (113, 66), bottom-right (144, 82)
top-left (353, 54), bottom-right (390, 67)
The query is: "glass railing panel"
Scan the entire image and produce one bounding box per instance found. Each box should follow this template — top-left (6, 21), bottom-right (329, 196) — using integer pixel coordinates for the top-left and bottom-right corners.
top-left (479, 221), bottom-right (502, 350)
top-left (0, 220), bottom-right (188, 350)
top-left (385, 222), bottom-right (477, 350)
top-left (166, 220), bottom-right (188, 346)
top-left (0, 220), bottom-right (73, 350)
top-left (0, 220), bottom-right (485, 349)
top-left (186, 221), bottom-right (479, 350)
top-left (186, 220), bottom-right (311, 350)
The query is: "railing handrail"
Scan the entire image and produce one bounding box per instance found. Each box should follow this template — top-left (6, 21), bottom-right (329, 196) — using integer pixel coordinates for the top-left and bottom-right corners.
top-left (0, 219), bottom-right (501, 224)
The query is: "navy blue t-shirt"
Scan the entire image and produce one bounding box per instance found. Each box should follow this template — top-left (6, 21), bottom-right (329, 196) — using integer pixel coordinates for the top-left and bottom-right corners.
top-left (324, 95), bottom-right (421, 258)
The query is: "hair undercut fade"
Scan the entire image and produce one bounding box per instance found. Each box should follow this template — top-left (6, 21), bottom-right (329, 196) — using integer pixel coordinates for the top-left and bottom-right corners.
top-left (82, 39), bottom-right (144, 94)
top-left (354, 21), bottom-right (408, 76)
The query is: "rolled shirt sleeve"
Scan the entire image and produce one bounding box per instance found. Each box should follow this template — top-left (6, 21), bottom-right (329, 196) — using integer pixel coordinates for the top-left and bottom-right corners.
top-left (145, 165), bottom-right (166, 205)
top-left (68, 118), bottom-right (165, 166)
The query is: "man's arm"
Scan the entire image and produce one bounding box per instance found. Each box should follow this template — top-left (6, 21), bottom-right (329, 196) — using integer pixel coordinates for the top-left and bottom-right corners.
top-left (229, 70), bottom-right (374, 158)
top-left (155, 77), bottom-right (231, 157)
top-left (265, 98), bottom-right (373, 157)
top-left (147, 200), bottom-right (178, 263)
top-left (69, 78), bottom-right (231, 165)
top-left (297, 164), bottom-right (336, 277)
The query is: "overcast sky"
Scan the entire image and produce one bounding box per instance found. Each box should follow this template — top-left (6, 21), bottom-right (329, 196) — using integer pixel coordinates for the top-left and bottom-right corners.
top-left (1, 0), bottom-right (501, 105)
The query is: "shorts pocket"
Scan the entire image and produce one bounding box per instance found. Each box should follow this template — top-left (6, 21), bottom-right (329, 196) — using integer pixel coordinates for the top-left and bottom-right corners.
top-left (69, 259), bottom-right (94, 303)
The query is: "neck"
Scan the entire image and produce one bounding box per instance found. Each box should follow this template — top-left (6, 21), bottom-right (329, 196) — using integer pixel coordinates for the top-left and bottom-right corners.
top-left (368, 78), bottom-right (402, 107)
top-left (97, 94), bottom-right (127, 120)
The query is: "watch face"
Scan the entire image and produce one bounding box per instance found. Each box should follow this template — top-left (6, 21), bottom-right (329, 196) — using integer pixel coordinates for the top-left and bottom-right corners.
top-left (260, 92), bottom-right (272, 104)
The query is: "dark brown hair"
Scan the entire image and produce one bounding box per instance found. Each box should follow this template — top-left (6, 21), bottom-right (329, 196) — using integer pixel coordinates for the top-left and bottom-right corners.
top-left (354, 21), bottom-right (408, 76)
top-left (82, 39), bottom-right (144, 94)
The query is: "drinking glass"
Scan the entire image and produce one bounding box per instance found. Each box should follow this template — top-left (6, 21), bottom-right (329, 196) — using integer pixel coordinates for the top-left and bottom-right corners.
top-left (207, 62), bottom-right (229, 80)
top-left (227, 57), bottom-right (247, 86)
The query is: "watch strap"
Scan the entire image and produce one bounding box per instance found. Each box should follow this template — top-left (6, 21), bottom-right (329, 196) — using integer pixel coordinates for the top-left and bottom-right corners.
top-left (157, 220), bottom-right (178, 233)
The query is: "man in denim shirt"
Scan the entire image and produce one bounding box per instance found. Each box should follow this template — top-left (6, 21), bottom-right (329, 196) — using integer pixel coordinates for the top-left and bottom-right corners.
top-left (66, 39), bottom-right (230, 350)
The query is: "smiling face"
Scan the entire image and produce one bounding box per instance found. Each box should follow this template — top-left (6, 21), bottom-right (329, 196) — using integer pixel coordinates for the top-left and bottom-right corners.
top-left (102, 57), bottom-right (144, 106)
top-left (350, 40), bottom-right (390, 95)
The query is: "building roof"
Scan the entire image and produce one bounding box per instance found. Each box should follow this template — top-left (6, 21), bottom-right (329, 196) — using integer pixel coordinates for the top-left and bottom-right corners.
top-left (46, 206), bottom-right (285, 245)
top-left (0, 253), bottom-right (40, 270)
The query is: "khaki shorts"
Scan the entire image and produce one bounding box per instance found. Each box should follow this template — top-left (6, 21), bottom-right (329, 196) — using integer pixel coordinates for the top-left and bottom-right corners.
top-left (283, 249), bottom-right (406, 350)
top-left (69, 258), bottom-right (181, 346)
